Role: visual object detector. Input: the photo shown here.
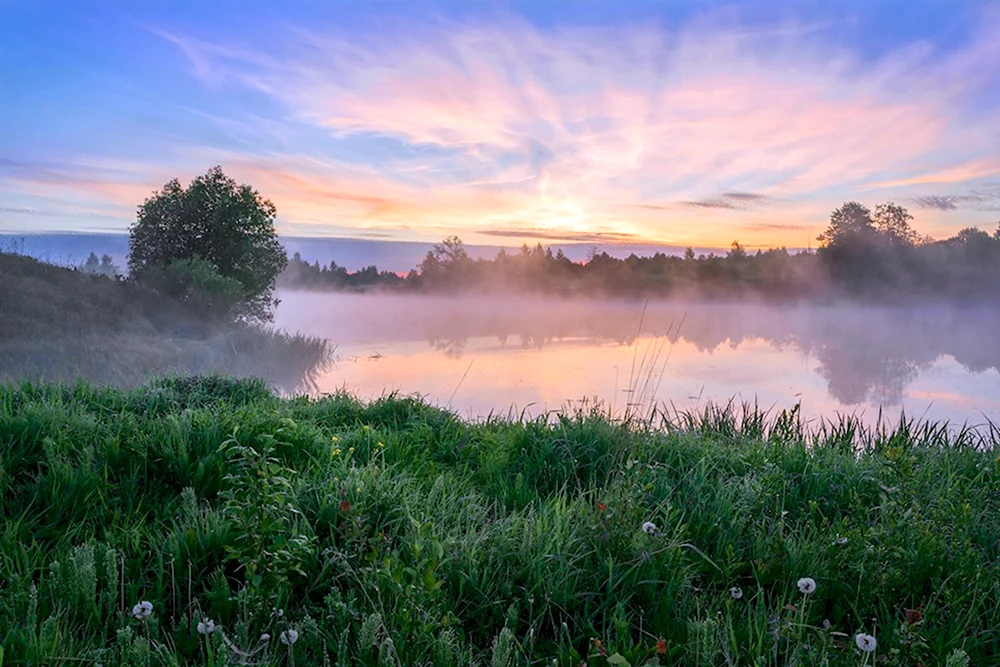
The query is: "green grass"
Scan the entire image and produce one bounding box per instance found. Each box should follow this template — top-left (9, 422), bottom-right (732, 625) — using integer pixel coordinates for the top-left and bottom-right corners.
top-left (0, 252), bottom-right (331, 392)
top-left (0, 377), bottom-right (997, 666)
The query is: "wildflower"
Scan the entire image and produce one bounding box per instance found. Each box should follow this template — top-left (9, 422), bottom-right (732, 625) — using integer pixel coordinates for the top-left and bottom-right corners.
top-left (339, 499), bottom-right (351, 512)
top-left (656, 637), bottom-right (667, 654)
top-left (592, 638), bottom-right (607, 657)
top-left (855, 633), bottom-right (877, 652)
top-left (822, 619), bottom-right (832, 630)
top-left (598, 502), bottom-right (606, 512)
top-left (641, 521), bottom-right (662, 537)
top-left (836, 536), bottom-right (849, 546)
top-left (131, 600), bottom-right (153, 619)
top-left (797, 577), bottom-right (817, 595)
top-left (729, 586), bottom-right (743, 600)
top-left (260, 633), bottom-right (271, 642)
top-left (332, 448), bottom-right (342, 456)
top-left (377, 441), bottom-right (385, 448)
top-left (280, 629), bottom-right (299, 645)
top-left (197, 619), bottom-right (216, 635)
top-left (904, 608), bottom-right (923, 625)
top-left (272, 608), bottom-right (284, 618)
top-left (332, 436), bottom-right (339, 443)
top-left (348, 447), bottom-right (355, 453)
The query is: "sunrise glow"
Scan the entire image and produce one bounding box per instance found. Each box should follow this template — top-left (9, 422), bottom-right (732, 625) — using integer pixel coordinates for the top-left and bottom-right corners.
top-left (3, 1), bottom-right (1000, 248)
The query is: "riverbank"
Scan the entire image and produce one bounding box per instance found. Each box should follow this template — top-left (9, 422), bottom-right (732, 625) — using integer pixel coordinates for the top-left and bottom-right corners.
top-left (1, 376), bottom-right (997, 665)
top-left (0, 252), bottom-right (331, 392)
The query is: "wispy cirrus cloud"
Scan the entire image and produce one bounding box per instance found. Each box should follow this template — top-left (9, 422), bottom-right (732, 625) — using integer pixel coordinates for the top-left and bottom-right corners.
top-left (479, 228), bottom-right (640, 243)
top-left (911, 185), bottom-right (1000, 211)
top-left (7, 6), bottom-right (1000, 246)
top-left (146, 7), bottom-right (1000, 246)
top-left (681, 192), bottom-right (777, 210)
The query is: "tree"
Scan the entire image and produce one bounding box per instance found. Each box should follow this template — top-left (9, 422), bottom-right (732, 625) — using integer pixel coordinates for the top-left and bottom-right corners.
top-left (83, 252), bottom-right (100, 273)
top-left (817, 201), bottom-right (876, 247)
top-left (151, 256), bottom-right (245, 318)
top-left (128, 166), bottom-right (287, 321)
top-left (80, 252), bottom-right (119, 277)
top-left (873, 202), bottom-right (918, 247)
top-left (419, 235), bottom-right (470, 289)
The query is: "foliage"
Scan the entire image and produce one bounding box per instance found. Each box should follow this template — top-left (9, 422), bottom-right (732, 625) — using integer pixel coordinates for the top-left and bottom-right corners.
top-left (128, 166), bottom-right (287, 322)
top-left (0, 251), bottom-right (331, 392)
top-left (81, 252), bottom-right (120, 278)
top-left (278, 204), bottom-right (1000, 303)
top-left (1, 377), bottom-right (998, 665)
top-left (144, 256), bottom-right (247, 322)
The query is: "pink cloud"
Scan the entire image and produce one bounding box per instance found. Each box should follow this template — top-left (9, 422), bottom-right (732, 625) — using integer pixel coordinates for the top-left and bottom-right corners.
top-left (163, 12), bottom-right (1000, 244)
top-left (14, 9), bottom-right (1000, 247)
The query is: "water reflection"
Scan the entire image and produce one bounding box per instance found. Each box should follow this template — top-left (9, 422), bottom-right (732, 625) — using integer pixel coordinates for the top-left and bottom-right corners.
top-left (275, 292), bottom-right (1000, 423)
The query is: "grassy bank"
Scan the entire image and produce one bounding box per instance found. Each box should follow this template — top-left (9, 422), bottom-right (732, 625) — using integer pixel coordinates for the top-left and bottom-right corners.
top-left (0, 253), bottom-right (331, 392)
top-left (1, 378), bottom-right (998, 665)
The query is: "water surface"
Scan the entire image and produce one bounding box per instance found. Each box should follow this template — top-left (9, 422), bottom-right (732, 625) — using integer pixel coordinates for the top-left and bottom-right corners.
top-left (275, 292), bottom-right (1000, 428)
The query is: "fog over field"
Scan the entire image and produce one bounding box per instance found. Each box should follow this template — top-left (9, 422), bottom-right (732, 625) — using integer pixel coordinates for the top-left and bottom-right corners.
top-left (274, 291), bottom-right (1000, 427)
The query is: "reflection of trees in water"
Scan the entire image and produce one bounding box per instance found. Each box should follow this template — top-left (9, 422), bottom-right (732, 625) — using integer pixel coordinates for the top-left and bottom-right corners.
top-left (811, 346), bottom-right (925, 405)
top-left (419, 302), bottom-right (1000, 407)
top-left (429, 338), bottom-right (467, 359)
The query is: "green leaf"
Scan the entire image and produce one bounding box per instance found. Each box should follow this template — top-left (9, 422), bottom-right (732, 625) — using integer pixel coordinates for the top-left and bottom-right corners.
top-left (607, 654), bottom-right (631, 666)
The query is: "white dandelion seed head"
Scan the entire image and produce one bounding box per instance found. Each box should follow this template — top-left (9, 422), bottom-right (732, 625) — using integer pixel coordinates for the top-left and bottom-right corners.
top-left (797, 577), bottom-right (817, 594)
top-left (822, 619), bottom-right (832, 630)
top-left (197, 619), bottom-right (216, 635)
top-left (260, 633), bottom-right (270, 642)
top-left (641, 521), bottom-right (660, 536)
top-left (280, 629), bottom-right (299, 645)
top-left (272, 608), bottom-right (284, 618)
top-left (131, 600), bottom-right (153, 619)
top-left (729, 586), bottom-right (743, 600)
top-left (855, 633), bottom-right (877, 652)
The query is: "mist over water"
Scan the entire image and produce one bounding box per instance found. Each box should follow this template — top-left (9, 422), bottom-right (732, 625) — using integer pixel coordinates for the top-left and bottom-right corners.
top-left (274, 291), bottom-right (1000, 428)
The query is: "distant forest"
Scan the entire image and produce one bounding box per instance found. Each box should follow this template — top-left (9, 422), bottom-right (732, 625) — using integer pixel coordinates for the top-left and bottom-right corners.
top-left (277, 200), bottom-right (1000, 301)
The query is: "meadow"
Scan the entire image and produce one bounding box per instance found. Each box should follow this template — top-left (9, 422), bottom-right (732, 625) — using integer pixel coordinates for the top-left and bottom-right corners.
top-left (1, 376), bottom-right (997, 666)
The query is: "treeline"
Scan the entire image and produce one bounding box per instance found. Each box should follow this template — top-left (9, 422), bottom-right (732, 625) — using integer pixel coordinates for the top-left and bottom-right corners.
top-left (276, 201), bottom-right (1000, 301)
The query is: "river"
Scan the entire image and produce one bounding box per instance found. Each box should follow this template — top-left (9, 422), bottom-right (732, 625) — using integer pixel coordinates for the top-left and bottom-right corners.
top-left (274, 291), bottom-right (1000, 429)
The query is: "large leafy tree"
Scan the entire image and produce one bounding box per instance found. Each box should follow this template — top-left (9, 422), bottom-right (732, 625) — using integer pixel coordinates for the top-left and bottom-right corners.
top-left (816, 201), bottom-right (876, 247)
top-left (873, 202), bottom-right (919, 247)
top-left (128, 166), bottom-right (287, 321)
top-left (816, 202), bottom-right (883, 292)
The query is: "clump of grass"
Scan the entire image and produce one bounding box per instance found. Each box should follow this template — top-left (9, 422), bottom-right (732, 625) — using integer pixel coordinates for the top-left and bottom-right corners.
top-left (1, 377), bottom-right (998, 665)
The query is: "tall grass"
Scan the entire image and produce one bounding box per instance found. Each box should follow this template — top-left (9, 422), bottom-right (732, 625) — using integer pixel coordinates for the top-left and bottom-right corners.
top-left (1, 377), bottom-right (997, 665)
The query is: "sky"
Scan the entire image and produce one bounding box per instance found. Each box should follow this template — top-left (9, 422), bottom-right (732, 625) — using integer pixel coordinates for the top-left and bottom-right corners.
top-left (2, 0), bottom-right (1000, 250)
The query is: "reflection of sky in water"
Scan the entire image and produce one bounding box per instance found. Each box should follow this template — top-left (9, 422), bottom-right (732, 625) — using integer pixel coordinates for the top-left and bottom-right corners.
top-left (275, 292), bottom-right (1000, 428)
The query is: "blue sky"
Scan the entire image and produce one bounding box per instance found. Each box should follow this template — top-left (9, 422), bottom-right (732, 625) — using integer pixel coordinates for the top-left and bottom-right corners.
top-left (2, 0), bottom-right (999, 248)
